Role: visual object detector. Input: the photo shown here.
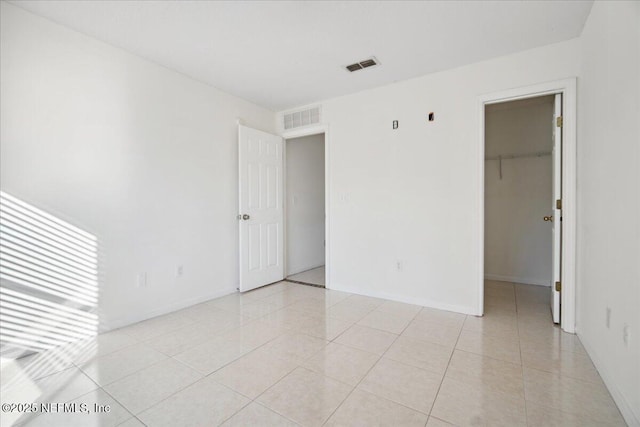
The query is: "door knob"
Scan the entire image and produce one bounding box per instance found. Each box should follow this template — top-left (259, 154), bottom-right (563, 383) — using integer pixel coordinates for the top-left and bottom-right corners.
top-left (543, 216), bottom-right (553, 222)
top-left (242, 214), bottom-right (250, 220)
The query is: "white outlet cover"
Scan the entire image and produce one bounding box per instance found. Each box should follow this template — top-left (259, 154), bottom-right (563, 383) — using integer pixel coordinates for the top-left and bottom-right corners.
top-left (137, 273), bottom-right (147, 288)
top-left (623, 324), bottom-right (630, 346)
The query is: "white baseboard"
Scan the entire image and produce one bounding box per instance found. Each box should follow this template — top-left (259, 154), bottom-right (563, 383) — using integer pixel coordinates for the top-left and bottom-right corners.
top-left (328, 283), bottom-right (479, 316)
top-left (100, 286), bottom-right (237, 333)
top-left (578, 333), bottom-right (640, 426)
top-left (484, 274), bottom-right (550, 287)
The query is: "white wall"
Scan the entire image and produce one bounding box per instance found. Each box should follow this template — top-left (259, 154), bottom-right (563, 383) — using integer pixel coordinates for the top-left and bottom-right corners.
top-left (0, 3), bottom-right (276, 330)
top-left (577, 1), bottom-right (640, 424)
top-left (484, 97), bottom-right (554, 286)
top-left (285, 134), bottom-right (325, 275)
top-left (285, 39), bottom-right (580, 314)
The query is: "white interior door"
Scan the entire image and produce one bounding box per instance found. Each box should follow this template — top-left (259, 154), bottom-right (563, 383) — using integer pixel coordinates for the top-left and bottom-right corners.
top-left (238, 125), bottom-right (284, 292)
top-left (551, 94), bottom-right (562, 323)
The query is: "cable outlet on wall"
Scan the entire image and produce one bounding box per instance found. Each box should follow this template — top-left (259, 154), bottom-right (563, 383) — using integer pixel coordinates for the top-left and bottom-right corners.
top-left (176, 265), bottom-right (184, 278)
top-left (606, 307), bottom-right (611, 328)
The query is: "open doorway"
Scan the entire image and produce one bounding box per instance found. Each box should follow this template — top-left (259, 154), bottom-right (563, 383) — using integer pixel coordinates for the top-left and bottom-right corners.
top-left (237, 124), bottom-right (330, 293)
top-left (478, 78), bottom-right (577, 333)
top-left (284, 134), bottom-right (326, 287)
top-left (483, 94), bottom-right (561, 323)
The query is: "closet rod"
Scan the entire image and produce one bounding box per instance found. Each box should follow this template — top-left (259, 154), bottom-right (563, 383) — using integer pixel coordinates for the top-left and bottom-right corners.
top-left (484, 151), bottom-right (551, 161)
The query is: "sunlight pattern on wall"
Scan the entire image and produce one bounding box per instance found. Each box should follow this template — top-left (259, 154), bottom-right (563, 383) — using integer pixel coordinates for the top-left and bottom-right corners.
top-left (0, 192), bottom-right (99, 357)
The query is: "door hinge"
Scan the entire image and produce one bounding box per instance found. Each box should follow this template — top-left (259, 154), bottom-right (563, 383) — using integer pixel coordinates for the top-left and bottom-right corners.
top-left (555, 281), bottom-right (562, 292)
top-left (556, 116), bottom-right (563, 127)
top-left (556, 199), bottom-right (562, 210)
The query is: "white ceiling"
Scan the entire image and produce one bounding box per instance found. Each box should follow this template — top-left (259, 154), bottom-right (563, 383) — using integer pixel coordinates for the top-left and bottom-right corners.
top-left (10, 1), bottom-right (593, 111)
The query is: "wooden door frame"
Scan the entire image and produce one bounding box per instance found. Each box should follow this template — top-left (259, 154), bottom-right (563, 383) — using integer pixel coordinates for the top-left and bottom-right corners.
top-left (281, 124), bottom-right (331, 288)
top-left (477, 78), bottom-right (577, 333)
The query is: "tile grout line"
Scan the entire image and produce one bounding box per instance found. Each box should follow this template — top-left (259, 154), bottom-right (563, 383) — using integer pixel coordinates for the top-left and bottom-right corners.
top-left (512, 284), bottom-right (615, 424)
top-left (514, 283), bottom-right (531, 426)
top-left (154, 324), bottom-right (300, 425)
top-left (320, 304), bottom-right (424, 425)
top-left (120, 295), bottom-right (306, 425)
top-left (98, 385), bottom-right (144, 426)
top-left (318, 340), bottom-right (387, 424)
top-left (207, 287), bottom-right (346, 426)
top-left (247, 302), bottom-right (383, 425)
top-left (212, 359), bottom-right (303, 427)
top-left (25, 288), bottom-right (380, 424)
top-left (117, 357), bottom-right (207, 421)
top-left (98, 283), bottom-right (302, 424)
top-left (18, 282), bottom-right (614, 426)
top-left (87, 355), bottom-right (170, 389)
top-left (425, 312), bottom-right (466, 419)
top-left (12, 338), bottom-right (146, 425)
top-left (213, 331), bottom-right (328, 424)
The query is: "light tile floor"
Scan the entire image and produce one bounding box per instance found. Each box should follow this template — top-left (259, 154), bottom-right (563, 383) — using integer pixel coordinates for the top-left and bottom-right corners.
top-left (287, 266), bottom-right (325, 287)
top-left (0, 280), bottom-right (627, 426)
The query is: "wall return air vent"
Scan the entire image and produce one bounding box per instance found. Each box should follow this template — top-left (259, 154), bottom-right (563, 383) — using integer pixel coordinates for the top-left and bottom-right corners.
top-left (283, 106), bottom-right (321, 130)
top-left (345, 57), bottom-right (380, 72)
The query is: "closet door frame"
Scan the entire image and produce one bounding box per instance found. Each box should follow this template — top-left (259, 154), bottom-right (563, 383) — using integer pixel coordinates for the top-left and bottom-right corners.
top-left (477, 78), bottom-right (577, 334)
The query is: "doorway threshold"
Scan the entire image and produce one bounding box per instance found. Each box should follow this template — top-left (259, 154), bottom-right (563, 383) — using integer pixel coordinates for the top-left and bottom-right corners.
top-left (285, 266), bottom-right (325, 288)
top-left (284, 278), bottom-right (325, 288)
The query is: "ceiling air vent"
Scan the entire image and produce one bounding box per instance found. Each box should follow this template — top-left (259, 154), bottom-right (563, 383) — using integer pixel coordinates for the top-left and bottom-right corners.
top-left (345, 57), bottom-right (379, 72)
top-left (283, 106), bottom-right (321, 130)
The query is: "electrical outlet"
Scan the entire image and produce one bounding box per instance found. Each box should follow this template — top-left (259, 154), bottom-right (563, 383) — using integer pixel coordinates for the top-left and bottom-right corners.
top-left (396, 260), bottom-right (403, 271)
top-left (136, 272), bottom-right (147, 288)
top-left (606, 307), bottom-right (611, 328)
top-left (176, 265), bottom-right (184, 278)
top-left (623, 324), bottom-right (630, 347)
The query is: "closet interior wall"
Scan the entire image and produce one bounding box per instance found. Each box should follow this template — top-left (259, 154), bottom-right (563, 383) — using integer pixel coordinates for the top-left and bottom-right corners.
top-left (484, 96), bottom-right (555, 286)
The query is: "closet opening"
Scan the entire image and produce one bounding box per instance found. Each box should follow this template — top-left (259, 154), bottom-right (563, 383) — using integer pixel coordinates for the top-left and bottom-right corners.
top-left (483, 94), bottom-right (562, 323)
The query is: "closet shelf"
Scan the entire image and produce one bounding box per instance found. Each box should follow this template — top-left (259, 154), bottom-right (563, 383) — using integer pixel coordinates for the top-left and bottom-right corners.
top-left (486, 151), bottom-right (551, 180)
top-left (485, 151), bottom-right (551, 161)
